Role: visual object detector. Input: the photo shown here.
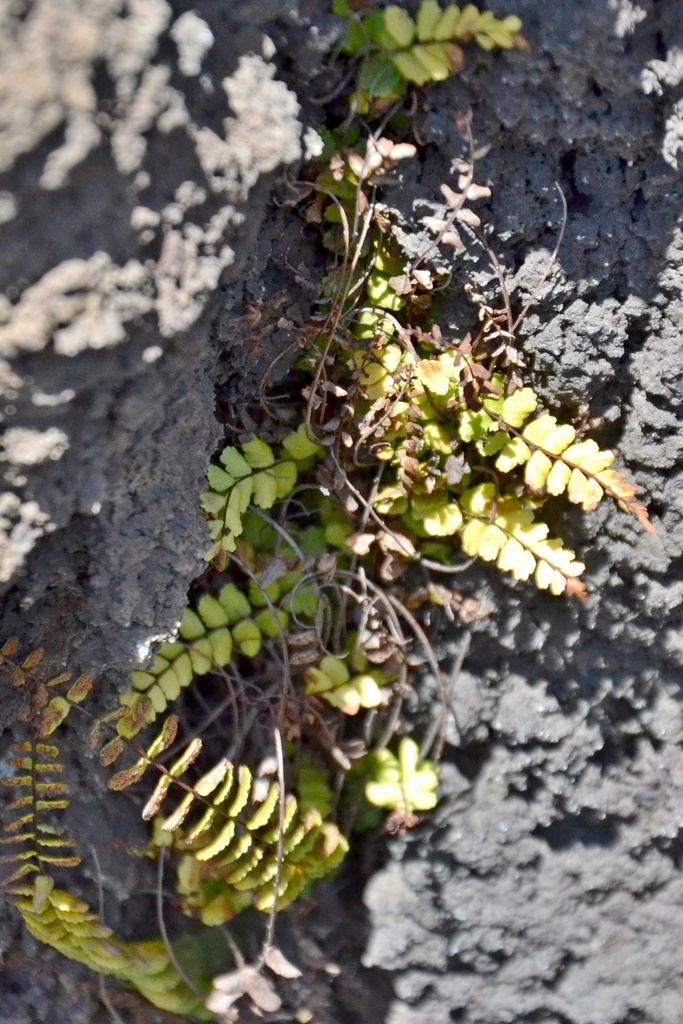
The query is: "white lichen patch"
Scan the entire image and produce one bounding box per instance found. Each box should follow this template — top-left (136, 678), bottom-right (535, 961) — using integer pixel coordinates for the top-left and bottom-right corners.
top-left (0, 493), bottom-right (52, 583)
top-left (171, 11), bottom-right (214, 77)
top-left (222, 55), bottom-right (302, 195)
top-left (1, 3), bottom-right (306, 359)
top-left (0, 253), bottom-right (153, 358)
top-left (2, 428), bottom-right (69, 466)
top-left (641, 48), bottom-right (683, 169)
top-left (0, 0), bottom-right (174, 189)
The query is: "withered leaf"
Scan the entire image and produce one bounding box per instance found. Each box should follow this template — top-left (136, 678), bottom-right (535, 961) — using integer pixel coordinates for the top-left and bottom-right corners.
top-left (288, 648), bottom-right (320, 667)
top-left (287, 630), bottom-right (319, 648)
top-left (399, 456), bottom-right (421, 479)
top-left (66, 673), bottom-right (94, 704)
top-left (43, 671), bottom-right (71, 689)
top-left (0, 637), bottom-right (19, 659)
top-left (412, 269), bottom-right (433, 290)
top-left (7, 665), bottom-right (25, 688)
top-left (37, 696), bottom-right (70, 736)
top-left (264, 946), bottom-right (302, 979)
top-left (88, 721), bottom-right (103, 750)
top-left (440, 183), bottom-right (462, 209)
top-left (455, 207), bottom-right (481, 228)
top-left (388, 274), bottom-right (413, 296)
top-left (99, 737), bottom-right (124, 767)
top-left (463, 182), bottom-right (492, 201)
top-left (422, 215), bottom-right (447, 234)
top-left (20, 648), bottom-right (44, 671)
top-left (345, 532), bottom-right (376, 556)
top-left (377, 530), bottom-right (416, 558)
top-left (442, 230), bottom-right (464, 249)
top-left (108, 761), bottom-right (148, 791)
top-left (379, 554), bottom-right (407, 583)
top-left (208, 966), bottom-right (282, 1016)
top-left (443, 41), bottom-right (465, 73)
top-left (445, 454), bottom-right (466, 486)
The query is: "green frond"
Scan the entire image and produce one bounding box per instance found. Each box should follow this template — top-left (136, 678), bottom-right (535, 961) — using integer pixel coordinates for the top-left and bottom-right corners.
top-left (115, 583), bottom-right (258, 739)
top-left (493, 412), bottom-right (653, 530)
top-left (149, 758), bottom-right (348, 926)
top-left (338, 2), bottom-right (525, 113)
top-left (113, 515), bottom-right (333, 742)
top-left (12, 878), bottom-right (211, 1019)
top-left (304, 654), bottom-right (384, 715)
top-left (364, 737), bottom-right (439, 814)
top-left (202, 428), bottom-right (324, 566)
top-left (0, 736), bottom-right (80, 888)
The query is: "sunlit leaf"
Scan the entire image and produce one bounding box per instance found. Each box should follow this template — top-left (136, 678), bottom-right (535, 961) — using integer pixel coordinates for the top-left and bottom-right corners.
top-left (501, 387), bottom-right (537, 427)
top-left (383, 6), bottom-right (416, 48)
top-left (252, 470), bottom-right (278, 510)
top-left (242, 436), bottom-right (275, 470)
top-left (281, 424), bottom-right (324, 461)
top-left (365, 738), bottom-right (438, 813)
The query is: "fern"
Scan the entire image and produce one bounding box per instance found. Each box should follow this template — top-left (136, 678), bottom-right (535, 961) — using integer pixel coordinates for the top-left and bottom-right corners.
top-left (0, 639), bottom-right (210, 1019)
top-left (304, 653), bottom-right (384, 715)
top-left (0, 21), bottom-right (655, 1022)
top-left (202, 426), bottom-right (324, 566)
top-left (115, 585), bottom-right (255, 740)
top-left (495, 412), bottom-right (654, 527)
top-left (364, 737), bottom-right (439, 814)
top-left (138, 757), bottom-right (348, 927)
top-left (335, 0), bottom-right (525, 113)
top-left (112, 562), bottom-right (323, 741)
top-left (10, 878), bottom-right (211, 1019)
top-left (0, 639), bottom-right (91, 889)
top-left (459, 483), bottom-right (587, 599)
top-left (0, 737), bottom-right (79, 888)
top-left (342, 305), bottom-right (651, 596)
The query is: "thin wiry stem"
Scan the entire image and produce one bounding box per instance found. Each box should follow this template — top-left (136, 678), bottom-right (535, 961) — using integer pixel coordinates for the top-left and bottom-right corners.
top-left (384, 590), bottom-right (459, 756)
top-left (249, 506), bottom-right (308, 563)
top-left (156, 846), bottom-right (204, 999)
top-left (261, 726), bottom-right (286, 960)
top-left (89, 845), bottom-right (128, 1024)
top-left (512, 184), bottom-right (567, 333)
top-left (420, 630), bottom-right (470, 760)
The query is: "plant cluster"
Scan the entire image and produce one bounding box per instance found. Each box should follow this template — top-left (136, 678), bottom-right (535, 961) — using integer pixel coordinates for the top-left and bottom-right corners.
top-left (0, 640), bottom-right (210, 1018)
top-left (1, 3), bottom-right (654, 1021)
top-left (297, 137), bottom-right (651, 599)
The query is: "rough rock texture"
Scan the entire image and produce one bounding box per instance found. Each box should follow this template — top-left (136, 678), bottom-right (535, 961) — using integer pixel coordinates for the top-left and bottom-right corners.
top-left (357, 2), bottom-right (683, 1023)
top-left (0, 2), bottom-right (320, 1021)
top-left (0, 0), bottom-right (307, 675)
top-left (1, 0), bottom-right (683, 1022)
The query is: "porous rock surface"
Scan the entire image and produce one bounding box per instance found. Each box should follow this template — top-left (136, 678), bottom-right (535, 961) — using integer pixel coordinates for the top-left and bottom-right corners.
top-left (360, 2), bottom-right (683, 1023)
top-left (0, 0), bottom-right (682, 1023)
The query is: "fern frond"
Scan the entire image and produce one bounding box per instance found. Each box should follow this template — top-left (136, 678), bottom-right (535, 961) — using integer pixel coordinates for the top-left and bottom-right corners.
top-left (114, 550), bottom-right (323, 742)
top-left (147, 758), bottom-right (348, 926)
top-left (495, 413), bottom-right (654, 530)
top-left (459, 483), bottom-right (587, 601)
top-left (115, 583), bottom-right (258, 740)
top-left (106, 715), bottom-right (181, 791)
top-left (0, 732), bottom-right (81, 890)
top-left (0, 643), bottom-right (210, 1018)
top-left (339, 2), bottom-right (525, 114)
top-left (0, 638), bottom-right (94, 737)
top-left (364, 737), bottom-right (439, 814)
top-left (304, 654), bottom-right (384, 715)
top-left (11, 877), bottom-right (210, 1019)
top-left (202, 426), bottom-right (324, 566)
